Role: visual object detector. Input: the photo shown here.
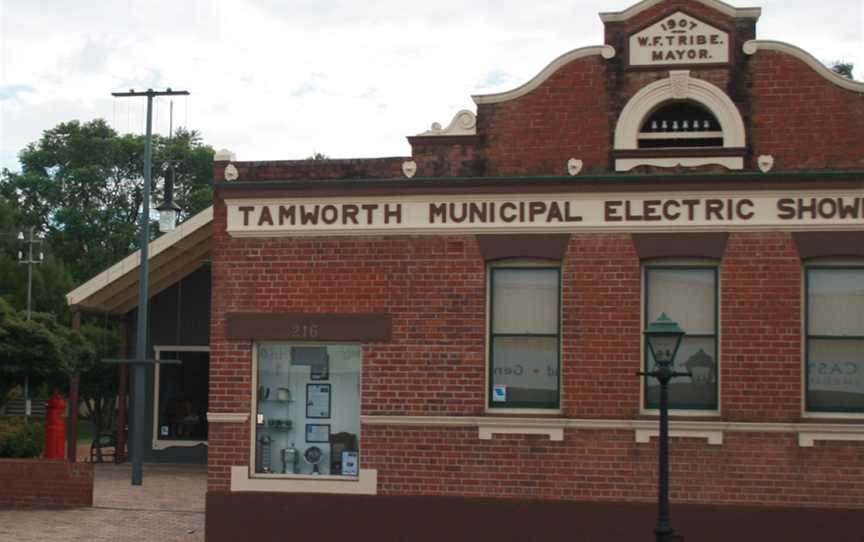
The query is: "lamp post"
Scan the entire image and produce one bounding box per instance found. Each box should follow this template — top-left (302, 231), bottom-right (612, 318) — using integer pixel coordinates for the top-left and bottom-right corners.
top-left (18, 226), bottom-right (44, 421)
top-left (110, 88), bottom-right (187, 486)
top-left (639, 313), bottom-right (688, 542)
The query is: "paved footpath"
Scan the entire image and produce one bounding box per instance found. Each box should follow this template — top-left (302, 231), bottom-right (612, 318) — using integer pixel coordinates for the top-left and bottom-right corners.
top-left (0, 464), bottom-right (206, 542)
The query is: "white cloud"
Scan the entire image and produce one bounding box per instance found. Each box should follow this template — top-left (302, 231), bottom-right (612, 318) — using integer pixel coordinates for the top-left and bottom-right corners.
top-left (0, 0), bottom-right (862, 171)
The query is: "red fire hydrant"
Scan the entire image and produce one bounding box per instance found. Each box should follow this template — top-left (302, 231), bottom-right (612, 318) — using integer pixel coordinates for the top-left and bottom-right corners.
top-left (44, 392), bottom-right (66, 459)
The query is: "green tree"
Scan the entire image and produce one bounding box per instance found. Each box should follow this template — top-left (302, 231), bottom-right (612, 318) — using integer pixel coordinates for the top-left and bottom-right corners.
top-left (0, 299), bottom-right (70, 409)
top-left (831, 61), bottom-right (854, 79)
top-left (0, 119), bottom-right (214, 284)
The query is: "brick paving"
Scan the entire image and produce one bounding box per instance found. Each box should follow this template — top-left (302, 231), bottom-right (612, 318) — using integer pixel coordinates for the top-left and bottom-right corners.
top-left (0, 463), bottom-right (206, 542)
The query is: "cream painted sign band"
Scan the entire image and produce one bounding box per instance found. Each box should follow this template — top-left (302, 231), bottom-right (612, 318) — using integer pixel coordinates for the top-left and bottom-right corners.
top-left (630, 12), bottom-right (729, 66)
top-left (226, 191), bottom-right (864, 236)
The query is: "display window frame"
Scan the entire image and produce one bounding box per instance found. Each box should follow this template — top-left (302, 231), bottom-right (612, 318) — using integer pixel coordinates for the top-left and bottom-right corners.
top-left (152, 345), bottom-right (210, 450)
top-left (486, 261), bottom-right (562, 411)
top-left (641, 264), bottom-right (721, 414)
top-left (249, 341), bottom-right (363, 481)
top-left (803, 265), bottom-right (864, 415)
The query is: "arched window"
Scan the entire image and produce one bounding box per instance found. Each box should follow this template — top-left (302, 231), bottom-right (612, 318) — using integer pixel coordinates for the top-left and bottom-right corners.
top-left (614, 70), bottom-right (746, 172)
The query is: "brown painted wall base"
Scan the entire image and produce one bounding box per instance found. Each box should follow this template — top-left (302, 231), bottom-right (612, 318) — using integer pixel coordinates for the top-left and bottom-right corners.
top-left (206, 491), bottom-right (863, 542)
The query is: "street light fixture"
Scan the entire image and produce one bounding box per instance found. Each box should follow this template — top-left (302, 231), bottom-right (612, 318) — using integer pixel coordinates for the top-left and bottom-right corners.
top-left (156, 165), bottom-right (182, 233)
top-left (640, 313), bottom-right (688, 542)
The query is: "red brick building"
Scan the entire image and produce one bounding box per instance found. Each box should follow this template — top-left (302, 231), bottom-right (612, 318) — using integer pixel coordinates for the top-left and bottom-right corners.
top-left (205, 0), bottom-right (864, 540)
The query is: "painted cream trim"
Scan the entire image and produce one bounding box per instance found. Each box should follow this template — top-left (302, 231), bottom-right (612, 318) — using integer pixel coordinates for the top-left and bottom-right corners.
top-left (616, 156), bottom-right (743, 172)
top-left (231, 465), bottom-right (378, 494)
top-left (214, 149), bottom-right (236, 162)
top-left (799, 432), bottom-right (864, 447)
top-left (207, 412), bottom-right (250, 424)
top-left (599, 0), bottom-right (761, 22)
top-left (472, 46), bottom-right (616, 105)
top-left (635, 428), bottom-right (723, 445)
top-left (743, 40), bottom-right (864, 94)
top-left (614, 71), bottom-right (746, 150)
top-left (479, 425), bottom-right (564, 441)
top-left (66, 206), bottom-right (213, 306)
top-left (477, 416), bottom-right (568, 441)
top-left (361, 415), bottom-right (864, 447)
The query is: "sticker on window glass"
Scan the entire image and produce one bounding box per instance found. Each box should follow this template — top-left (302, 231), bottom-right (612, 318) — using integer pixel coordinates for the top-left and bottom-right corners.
top-left (492, 385), bottom-right (507, 402)
top-left (342, 451), bottom-right (359, 476)
top-left (160, 425), bottom-right (169, 437)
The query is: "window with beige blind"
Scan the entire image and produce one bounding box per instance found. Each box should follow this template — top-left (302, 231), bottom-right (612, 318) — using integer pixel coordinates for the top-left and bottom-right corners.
top-left (805, 267), bottom-right (864, 413)
top-left (644, 266), bottom-right (719, 410)
top-left (489, 266), bottom-right (560, 409)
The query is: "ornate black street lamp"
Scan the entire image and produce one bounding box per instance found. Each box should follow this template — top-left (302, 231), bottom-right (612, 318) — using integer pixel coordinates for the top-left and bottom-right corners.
top-left (639, 313), bottom-right (688, 542)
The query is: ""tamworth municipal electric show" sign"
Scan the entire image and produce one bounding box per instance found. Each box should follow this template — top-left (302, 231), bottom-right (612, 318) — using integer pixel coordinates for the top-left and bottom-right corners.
top-left (226, 191), bottom-right (864, 236)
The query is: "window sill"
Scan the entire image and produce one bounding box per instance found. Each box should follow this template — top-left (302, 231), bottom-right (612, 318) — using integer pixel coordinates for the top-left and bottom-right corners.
top-left (152, 439), bottom-right (207, 450)
top-left (798, 430), bottom-right (864, 447)
top-left (635, 428), bottom-right (723, 445)
top-left (478, 420), bottom-right (565, 441)
top-left (639, 408), bottom-right (722, 418)
top-left (231, 465), bottom-right (377, 494)
top-left (207, 412), bottom-right (250, 424)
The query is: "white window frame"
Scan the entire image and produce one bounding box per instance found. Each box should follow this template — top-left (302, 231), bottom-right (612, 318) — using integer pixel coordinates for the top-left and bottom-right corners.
top-left (640, 261), bottom-right (722, 417)
top-left (801, 261), bottom-right (864, 419)
top-left (152, 345), bottom-right (210, 450)
top-left (248, 341), bottom-right (366, 482)
top-left (485, 260), bottom-right (563, 414)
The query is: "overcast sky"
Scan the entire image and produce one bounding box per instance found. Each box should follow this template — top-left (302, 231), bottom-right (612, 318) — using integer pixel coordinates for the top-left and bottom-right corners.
top-left (1, 0), bottom-right (862, 173)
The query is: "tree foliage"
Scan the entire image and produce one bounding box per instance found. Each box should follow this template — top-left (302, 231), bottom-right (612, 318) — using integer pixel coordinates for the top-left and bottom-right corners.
top-left (0, 118), bottom-right (215, 433)
top-left (831, 61), bottom-right (855, 79)
top-left (0, 298), bottom-right (94, 409)
top-left (0, 119), bottom-right (214, 284)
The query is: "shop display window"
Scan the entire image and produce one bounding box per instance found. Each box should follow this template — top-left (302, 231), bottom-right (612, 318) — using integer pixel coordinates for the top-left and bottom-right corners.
top-left (644, 266), bottom-right (719, 410)
top-left (805, 267), bottom-right (864, 413)
top-left (254, 344), bottom-right (361, 476)
top-left (489, 266), bottom-right (560, 409)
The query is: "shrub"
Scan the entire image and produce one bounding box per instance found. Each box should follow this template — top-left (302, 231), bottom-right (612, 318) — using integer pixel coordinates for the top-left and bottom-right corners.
top-left (0, 417), bottom-right (44, 458)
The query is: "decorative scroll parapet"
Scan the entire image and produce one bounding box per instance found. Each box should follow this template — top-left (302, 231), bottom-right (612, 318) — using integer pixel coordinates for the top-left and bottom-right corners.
top-left (417, 110), bottom-right (477, 136)
top-left (472, 45), bottom-right (616, 105)
top-left (743, 40), bottom-right (864, 93)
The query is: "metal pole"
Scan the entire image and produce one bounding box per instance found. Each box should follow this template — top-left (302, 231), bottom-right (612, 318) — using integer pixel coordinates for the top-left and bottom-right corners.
top-left (130, 90), bottom-right (155, 486)
top-left (24, 226), bottom-right (33, 421)
top-left (656, 369), bottom-right (672, 541)
top-left (26, 227), bottom-right (33, 320)
top-left (111, 87), bottom-right (188, 486)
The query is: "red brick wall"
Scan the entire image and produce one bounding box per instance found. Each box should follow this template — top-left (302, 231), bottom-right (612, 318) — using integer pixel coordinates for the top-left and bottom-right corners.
top-left (563, 234), bottom-right (641, 418)
top-left (477, 56), bottom-right (613, 176)
top-left (720, 232), bottom-right (803, 422)
top-left (747, 51), bottom-right (864, 171)
top-left (208, 221), bottom-right (864, 507)
top-left (0, 459), bottom-right (93, 508)
top-left (363, 427), bottom-right (864, 508)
